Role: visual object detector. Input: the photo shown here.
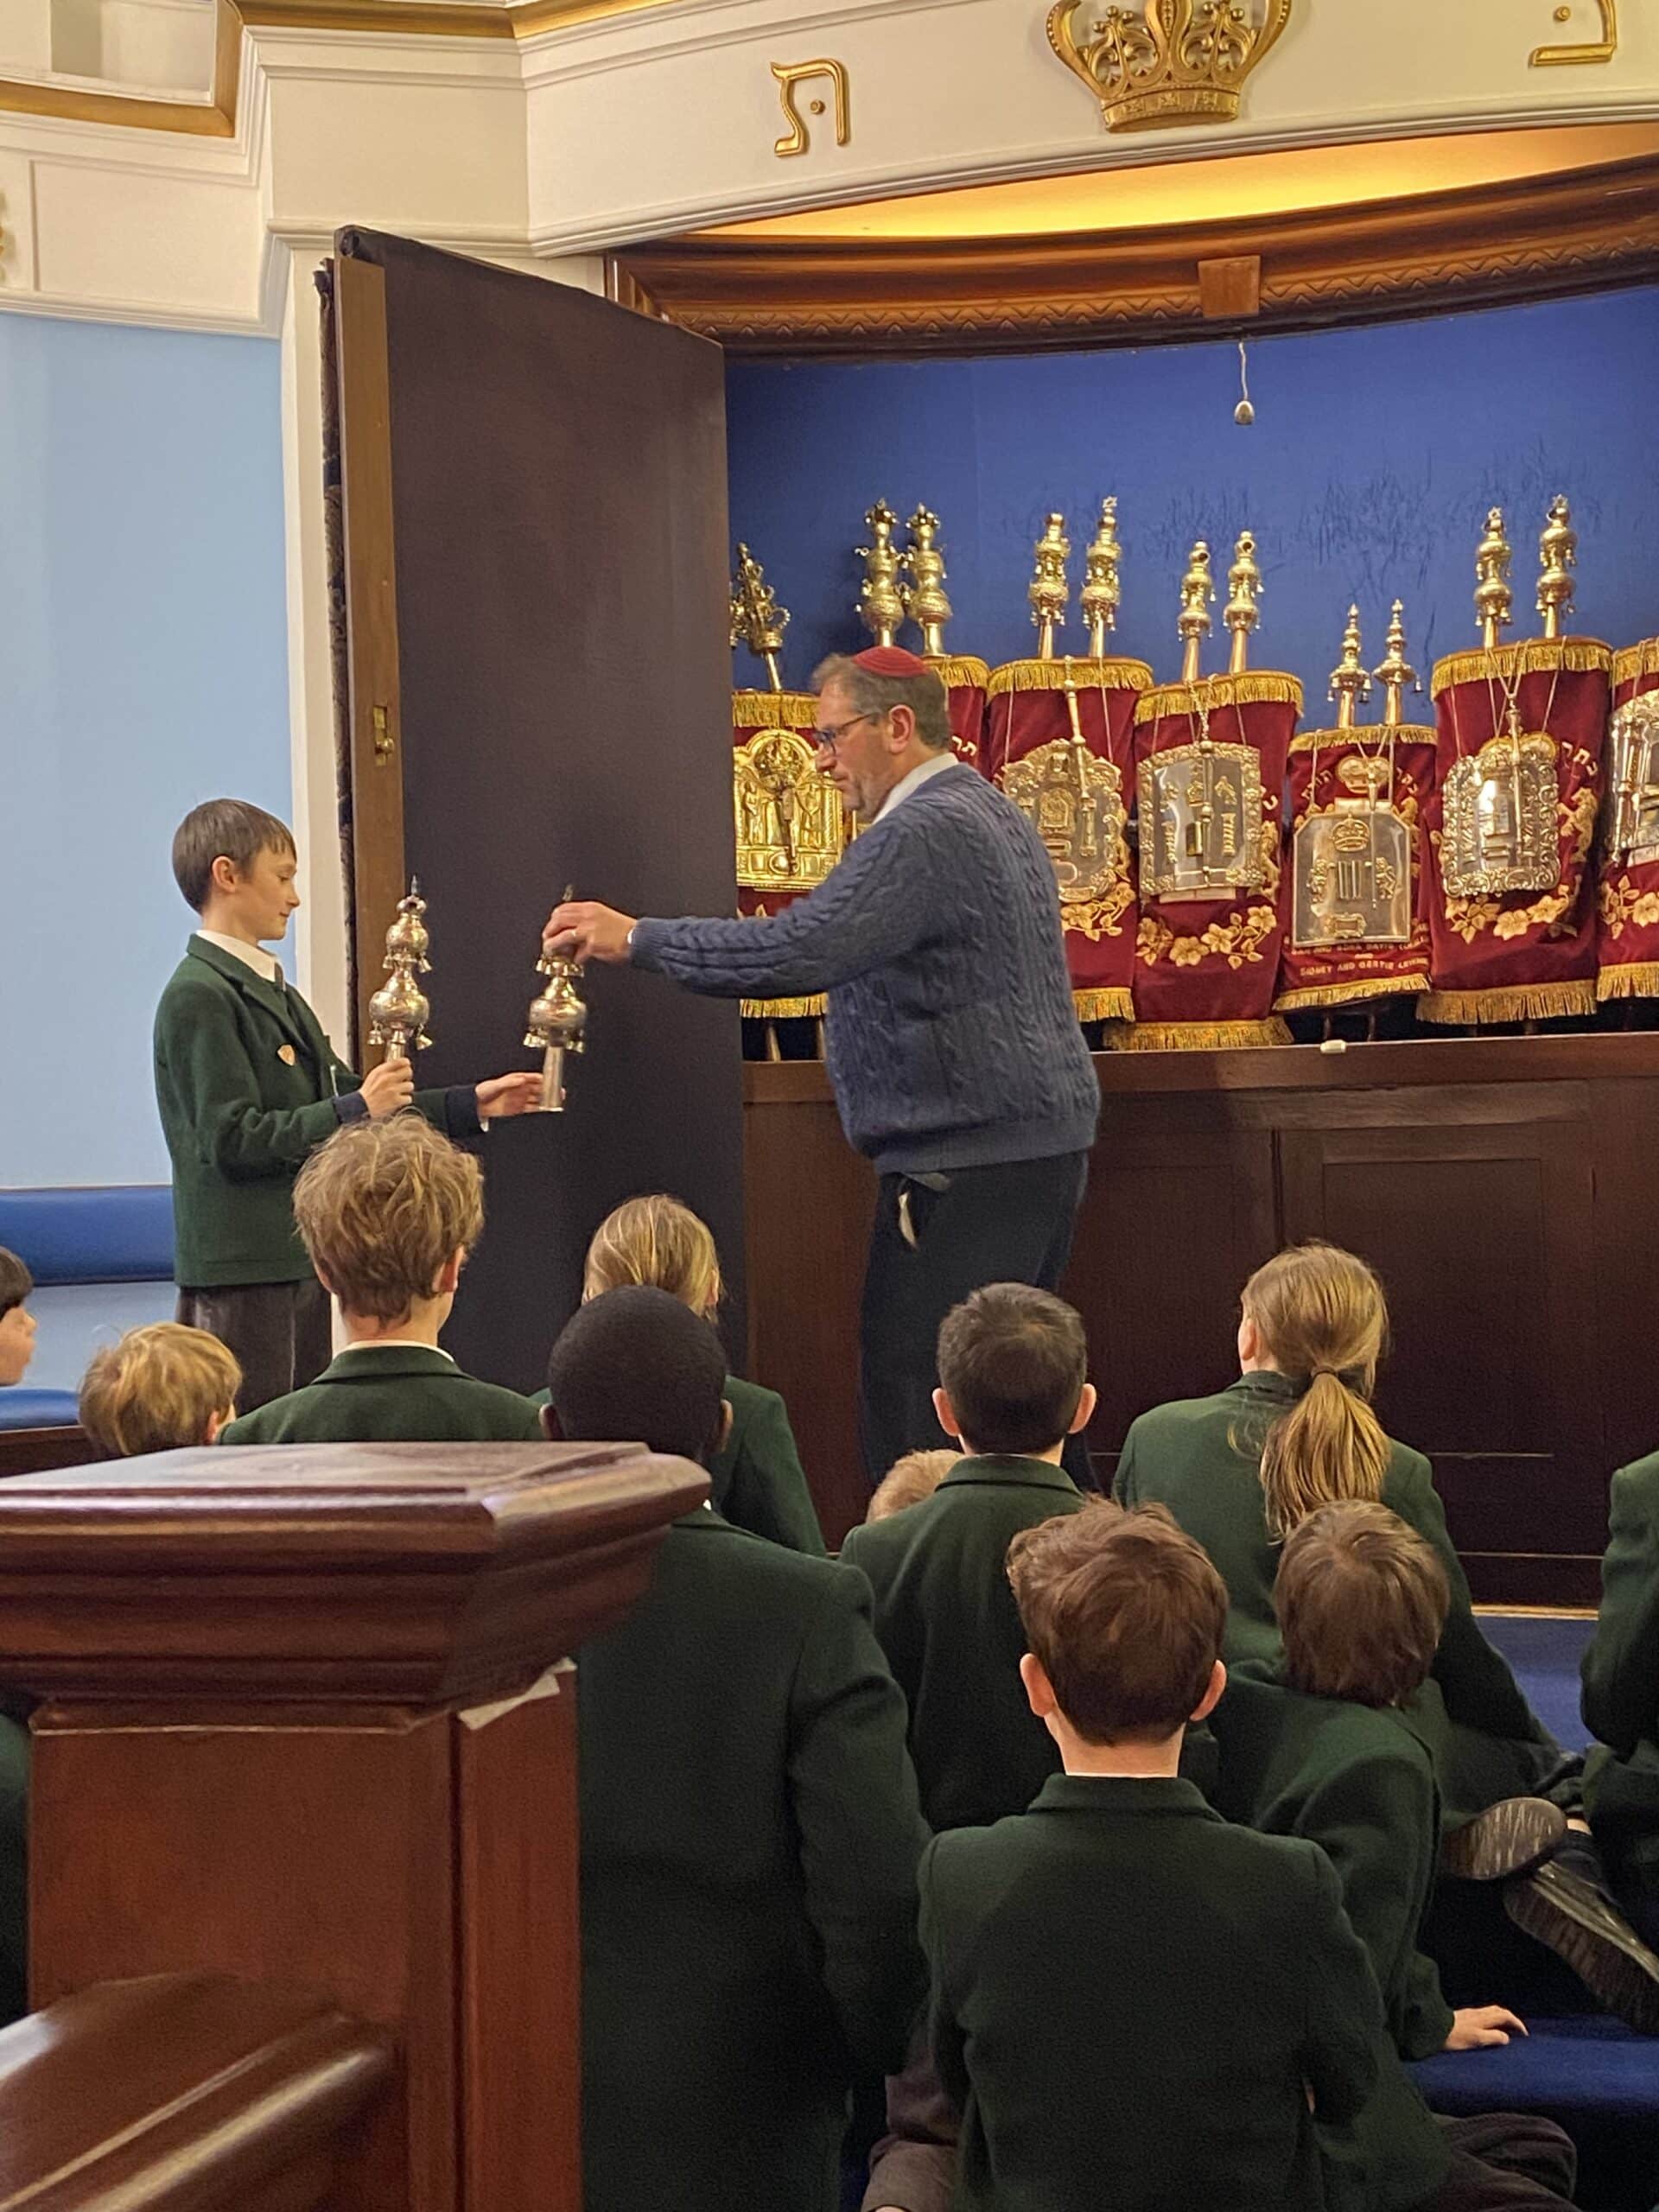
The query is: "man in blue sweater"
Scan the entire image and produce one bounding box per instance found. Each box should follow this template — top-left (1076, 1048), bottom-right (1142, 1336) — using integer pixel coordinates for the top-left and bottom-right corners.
top-left (543, 645), bottom-right (1101, 1483)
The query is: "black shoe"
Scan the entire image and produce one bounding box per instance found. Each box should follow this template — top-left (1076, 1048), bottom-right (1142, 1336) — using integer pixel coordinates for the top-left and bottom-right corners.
top-left (1440, 1797), bottom-right (1567, 1884)
top-left (1504, 1859), bottom-right (1659, 2035)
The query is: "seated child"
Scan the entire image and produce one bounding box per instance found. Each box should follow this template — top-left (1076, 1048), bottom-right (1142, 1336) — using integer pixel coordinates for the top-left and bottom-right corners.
top-left (841, 1282), bottom-right (1093, 1834)
top-left (220, 1116), bottom-right (541, 1444)
top-left (0, 1250), bottom-right (37, 1387)
top-left (1211, 1502), bottom-right (1555, 2057)
top-left (1116, 1241), bottom-right (1560, 1826)
top-left (79, 1324), bottom-right (242, 1456)
top-left (543, 1286), bottom-right (927, 2212)
top-left (868, 1449), bottom-right (959, 1525)
top-left (923, 1500), bottom-right (1576, 2212)
top-left (578, 1194), bottom-right (823, 1554)
top-left (1581, 1446), bottom-right (1659, 1954)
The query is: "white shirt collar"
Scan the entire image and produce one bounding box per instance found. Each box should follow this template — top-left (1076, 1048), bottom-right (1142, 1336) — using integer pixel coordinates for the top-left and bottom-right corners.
top-left (197, 929), bottom-right (283, 987)
top-left (336, 1340), bottom-right (457, 1363)
top-left (872, 749), bottom-right (957, 825)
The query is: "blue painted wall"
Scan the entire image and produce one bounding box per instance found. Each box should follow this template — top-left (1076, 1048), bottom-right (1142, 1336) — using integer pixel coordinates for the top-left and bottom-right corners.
top-left (727, 285), bottom-right (1659, 692)
top-left (0, 314), bottom-right (290, 1191)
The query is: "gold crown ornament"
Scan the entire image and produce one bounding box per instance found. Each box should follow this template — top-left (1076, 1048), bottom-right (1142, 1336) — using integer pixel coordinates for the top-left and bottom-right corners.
top-left (1047, 0), bottom-right (1295, 134)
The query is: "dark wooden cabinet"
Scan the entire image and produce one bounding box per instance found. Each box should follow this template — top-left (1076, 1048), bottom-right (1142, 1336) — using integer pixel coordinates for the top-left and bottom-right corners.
top-left (746, 1033), bottom-right (1659, 1600)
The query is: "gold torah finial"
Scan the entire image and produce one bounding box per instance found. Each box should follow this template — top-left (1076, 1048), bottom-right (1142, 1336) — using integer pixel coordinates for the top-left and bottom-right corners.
top-left (1028, 512), bottom-right (1071, 659)
top-left (902, 506), bottom-right (952, 656)
top-left (524, 886), bottom-right (588, 1115)
top-left (1328, 605), bottom-right (1370, 734)
top-left (1474, 507), bottom-right (1514, 650)
top-left (729, 543), bottom-right (789, 693)
top-left (366, 877), bottom-right (432, 1060)
top-left (1046, 0), bottom-right (1296, 132)
top-left (856, 499), bottom-right (906, 648)
top-left (1080, 497), bottom-right (1123, 657)
top-left (1537, 494), bottom-right (1578, 640)
top-left (1179, 540), bottom-right (1215, 685)
top-left (1224, 530), bottom-right (1262, 675)
top-left (1373, 600), bottom-right (1421, 729)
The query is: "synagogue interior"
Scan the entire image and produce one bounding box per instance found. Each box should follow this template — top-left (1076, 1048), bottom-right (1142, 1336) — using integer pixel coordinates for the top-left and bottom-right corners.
top-left (4, 1), bottom-right (1659, 2207)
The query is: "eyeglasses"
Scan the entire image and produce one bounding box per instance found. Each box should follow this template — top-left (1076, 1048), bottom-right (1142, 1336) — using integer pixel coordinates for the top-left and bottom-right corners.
top-left (812, 711), bottom-right (880, 754)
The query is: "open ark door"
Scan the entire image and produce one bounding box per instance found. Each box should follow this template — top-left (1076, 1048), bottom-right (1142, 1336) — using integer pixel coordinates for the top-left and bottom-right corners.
top-left (323, 231), bottom-right (743, 1388)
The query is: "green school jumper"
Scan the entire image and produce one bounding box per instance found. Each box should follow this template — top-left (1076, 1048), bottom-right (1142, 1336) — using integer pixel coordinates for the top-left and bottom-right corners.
top-left (1581, 1452), bottom-right (1659, 1934)
top-left (220, 1344), bottom-right (543, 1445)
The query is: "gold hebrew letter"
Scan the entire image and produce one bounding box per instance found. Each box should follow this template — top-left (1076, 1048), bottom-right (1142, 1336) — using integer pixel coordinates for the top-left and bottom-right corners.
top-left (1530, 0), bottom-right (1617, 65)
top-left (772, 59), bottom-right (850, 158)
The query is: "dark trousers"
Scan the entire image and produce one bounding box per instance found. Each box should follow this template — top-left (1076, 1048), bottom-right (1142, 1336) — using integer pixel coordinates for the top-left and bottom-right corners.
top-left (1428, 2113), bottom-right (1577, 2209)
top-left (176, 1278), bottom-right (333, 1417)
top-left (858, 1151), bottom-right (1090, 1485)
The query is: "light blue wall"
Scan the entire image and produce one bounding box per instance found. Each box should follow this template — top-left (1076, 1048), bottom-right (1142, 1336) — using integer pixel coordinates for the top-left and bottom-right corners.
top-left (0, 313), bottom-right (290, 1191)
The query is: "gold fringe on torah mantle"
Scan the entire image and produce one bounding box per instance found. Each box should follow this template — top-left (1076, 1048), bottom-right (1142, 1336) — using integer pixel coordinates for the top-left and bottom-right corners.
top-left (1429, 639), bottom-right (1612, 697)
top-left (1135, 672), bottom-right (1305, 724)
top-left (1274, 973), bottom-right (1430, 1014)
top-left (732, 690), bottom-right (819, 730)
top-left (1290, 725), bottom-right (1437, 756)
top-left (924, 655), bottom-right (992, 690)
top-left (1418, 979), bottom-right (1599, 1024)
top-left (1107, 1017), bottom-right (1293, 1052)
top-left (741, 995), bottom-right (828, 1020)
top-left (988, 657), bottom-right (1154, 699)
top-left (1597, 962), bottom-right (1659, 1003)
top-left (1612, 639), bottom-right (1659, 692)
top-left (1074, 987), bottom-right (1135, 1022)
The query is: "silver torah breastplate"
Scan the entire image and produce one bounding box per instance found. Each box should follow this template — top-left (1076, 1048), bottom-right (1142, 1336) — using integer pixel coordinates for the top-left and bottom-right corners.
top-left (1001, 739), bottom-right (1128, 903)
top-left (1607, 696), bottom-right (1659, 866)
top-left (1440, 732), bottom-right (1560, 899)
top-left (1292, 801), bottom-right (1411, 950)
top-left (1136, 741), bottom-right (1266, 903)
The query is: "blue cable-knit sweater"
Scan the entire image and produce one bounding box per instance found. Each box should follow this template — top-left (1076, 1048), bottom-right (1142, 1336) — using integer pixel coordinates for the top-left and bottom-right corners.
top-left (630, 763), bottom-right (1100, 1174)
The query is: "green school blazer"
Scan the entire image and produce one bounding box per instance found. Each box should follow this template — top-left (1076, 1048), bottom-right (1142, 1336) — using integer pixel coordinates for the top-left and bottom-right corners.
top-left (579, 1512), bottom-right (928, 2212)
top-left (1581, 1452), bottom-right (1659, 1917)
top-left (840, 1455), bottom-right (1083, 1831)
top-left (922, 1774), bottom-right (1448, 2212)
top-left (1210, 1664), bottom-right (1455, 2060)
top-left (1115, 1372), bottom-right (1556, 1822)
top-left (154, 937), bottom-right (480, 1287)
top-left (707, 1373), bottom-right (825, 1554)
top-left (220, 1344), bottom-right (543, 1444)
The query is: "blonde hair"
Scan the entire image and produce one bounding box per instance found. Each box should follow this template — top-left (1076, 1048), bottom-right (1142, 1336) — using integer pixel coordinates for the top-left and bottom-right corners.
top-left (1237, 1243), bottom-right (1392, 1540)
top-left (293, 1115), bottom-right (483, 1322)
top-left (79, 1323), bottom-right (242, 1458)
top-left (867, 1448), bottom-right (959, 1523)
top-left (583, 1195), bottom-right (721, 1317)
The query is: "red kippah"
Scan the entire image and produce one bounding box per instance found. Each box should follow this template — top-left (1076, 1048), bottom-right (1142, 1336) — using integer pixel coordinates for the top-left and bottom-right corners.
top-left (852, 645), bottom-right (931, 677)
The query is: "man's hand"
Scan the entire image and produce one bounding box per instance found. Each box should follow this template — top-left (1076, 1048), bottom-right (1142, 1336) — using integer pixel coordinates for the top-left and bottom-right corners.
top-left (475, 1071), bottom-right (545, 1122)
top-left (361, 1057), bottom-right (416, 1118)
top-left (543, 899), bottom-right (637, 965)
top-left (1445, 2005), bottom-right (1527, 2050)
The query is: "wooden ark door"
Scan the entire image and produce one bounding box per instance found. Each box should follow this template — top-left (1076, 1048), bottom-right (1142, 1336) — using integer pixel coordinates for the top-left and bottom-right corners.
top-left (328, 232), bottom-right (743, 1388)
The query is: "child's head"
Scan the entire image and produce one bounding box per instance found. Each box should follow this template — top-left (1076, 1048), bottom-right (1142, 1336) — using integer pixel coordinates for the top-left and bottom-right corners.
top-left (172, 798), bottom-right (299, 939)
top-left (583, 1194), bottom-right (721, 1319)
top-left (868, 1447), bottom-right (959, 1523)
top-left (1236, 1242), bottom-right (1391, 1539)
top-left (1008, 1498), bottom-right (1227, 1749)
top-left (544, 1286), bottom-right (728, 1464)
top-left (1276, 1500), bottom-right (1449, 1710)
top-left (293, 1115), bottom-right (483, 1331)
top-left (934, 1283), bottom-right (1092, 1459)
top-left (0, 1249), bottom-right (36, 1387)
top-left (79, 1323), bottom-right (242, 1458)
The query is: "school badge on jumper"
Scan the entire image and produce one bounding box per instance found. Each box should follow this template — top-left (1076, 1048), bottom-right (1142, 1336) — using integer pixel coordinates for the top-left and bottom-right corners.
top-left (277, 1044), bottom-right (297, 1065)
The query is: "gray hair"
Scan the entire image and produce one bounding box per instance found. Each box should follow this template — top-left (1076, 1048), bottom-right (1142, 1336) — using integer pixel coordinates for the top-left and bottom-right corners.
top-left (813, 654), bottom-right (952, 752)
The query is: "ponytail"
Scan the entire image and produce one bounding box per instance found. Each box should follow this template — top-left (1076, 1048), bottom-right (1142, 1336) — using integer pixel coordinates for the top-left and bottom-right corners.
top-left (1236, 1243), bottom-right (1392, 1541)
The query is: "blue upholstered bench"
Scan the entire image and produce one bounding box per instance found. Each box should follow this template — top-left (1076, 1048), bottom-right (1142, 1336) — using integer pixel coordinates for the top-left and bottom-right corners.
top-left (0, 1185), bottom-right (174, 1421)
top-left (1414, 2015), bottom-right (1659, 2211)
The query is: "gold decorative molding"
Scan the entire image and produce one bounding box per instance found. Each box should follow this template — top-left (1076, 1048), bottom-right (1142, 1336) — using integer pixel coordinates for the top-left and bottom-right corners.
top-left (0, 0), bottom-right (239, 133)
top-left (771, 59), bottom-right (849, 158)
top-left (620, 152), bottom-right (1659, 357)
top-left (1530, 1), bottom-right (1617, 67)
top-left (1047, 0), bottom-right (1294, 133)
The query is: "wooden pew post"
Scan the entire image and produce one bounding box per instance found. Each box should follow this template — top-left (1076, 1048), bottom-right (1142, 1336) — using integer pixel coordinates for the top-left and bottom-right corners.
top-left (0, 1440), bottom-right (707, 2212)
